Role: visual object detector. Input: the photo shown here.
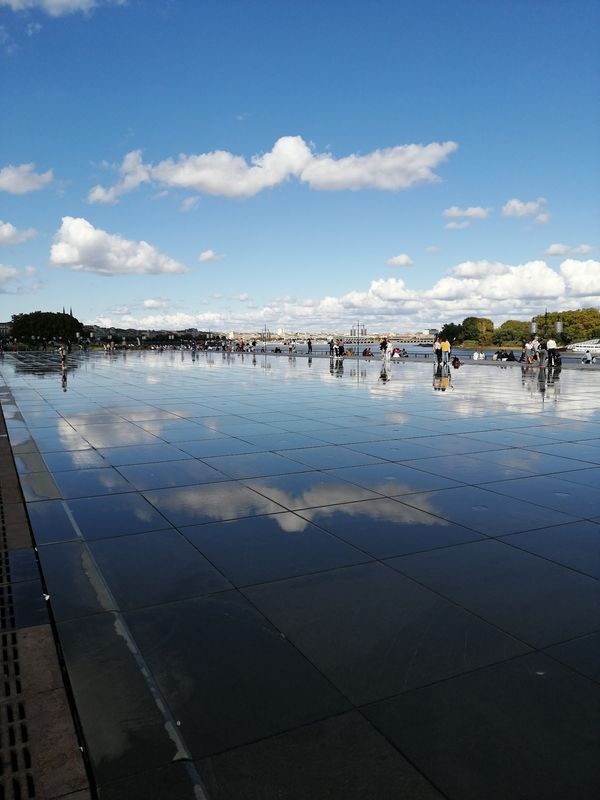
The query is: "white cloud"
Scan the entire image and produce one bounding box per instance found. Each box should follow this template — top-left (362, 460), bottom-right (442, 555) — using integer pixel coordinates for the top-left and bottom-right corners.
top-left (50, 216), bottom-right (190, 276)
top-left (88, 137), bottom-right (458, 203)
top-left (0, 264), bottom-right (19, 287)
top-left (386, 253), bottom-right (413, 267)
top-left (198, 249), bottom-right (224, 262)
top-left (0, 220), bottom-right (36, 245)
top-left (0, 0), bottom-right (122, 16)
top-left (180, 196), bottom-right (200, 212)
top-left (425, 245), bottom-right (440, 253)
top-left (148, 136), bottom-right (313, 199)
top-left (0, 25), bottom-right (17, 54)
top-left (85, 258), bottom-right (600, 333)
top-left (560, 259), bottom-right (600, 296)
top-left (87, 150), bottom-right (150, 204)
top-left (142, 298), bottom-right (170, 309)
top-left (0, 263), bottom-right (41, 294)
top-left (450, 260), bottom-right (512, 279)
top-left (235, 292), bottom-right (250, 302)
top-left (0, 163), bottom-right (53, 194)
top-left (301, 141), bottom-right (458, 191)
top-left (444, 221), bottom-right (471, 230)
top-left (545, 242), bottom-right (594, 257)
top-left (502, 197), bottom-right (549, 223)
top-left (443, 206), bottom-right (491, 219)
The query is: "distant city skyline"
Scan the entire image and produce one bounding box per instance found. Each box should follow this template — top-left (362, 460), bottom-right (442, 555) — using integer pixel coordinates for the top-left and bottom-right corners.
top-left (1, 0), bottom-right (598, 331)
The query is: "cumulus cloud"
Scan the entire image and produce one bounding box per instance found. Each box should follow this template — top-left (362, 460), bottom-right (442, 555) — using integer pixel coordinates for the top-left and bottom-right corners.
top-left (198, 249), bottom-right (224, 262)
top-left (301, 141), bottom-right (458, 191)
top-left (0, 163), bottom-right (53, 194)
top-left (87, 256), bottom-right (600, 334)
top-left (560, 259), bottom-right (600, 296)
top-left (88, 137), bottom-right (458, 203)
top-left (87, 150), bottom-right (150, 204)
top-left (155, 135), bottom-right (313, 198)
top-left (502, 197), bottom-right (549, 223)
top-left (443, 206), bottom-right (491, 219)
top-left (386, 253), bottom-right (413, 267)
top-left (545, 242), bottom-right (594, 257)
top-left (50, 216), bottom-right (189, 276)
top-left (0, 220), bottom-right (36, 245)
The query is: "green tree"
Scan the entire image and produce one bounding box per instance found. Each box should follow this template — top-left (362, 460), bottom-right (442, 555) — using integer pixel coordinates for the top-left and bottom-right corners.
top-left (11, 311), bottom-right (84, 343)
top-left (439, 322), bottom-right (464, 343)
top-left (531, 308), bottom-right (600, 344)
top-left (462, 317), bottom-right (494, 342)
top-left (493, 319), bottom-right (530, 345)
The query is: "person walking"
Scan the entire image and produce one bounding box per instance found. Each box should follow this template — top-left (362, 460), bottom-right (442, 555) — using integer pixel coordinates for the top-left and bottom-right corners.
top-left (433, 337), bottom-right (442, 365)
top-left (307, 338), bottom-right (312, 355)
top-left (440, 336), bottom-right (451, 365)
top-left (546, 336), bottom-right (557, 368)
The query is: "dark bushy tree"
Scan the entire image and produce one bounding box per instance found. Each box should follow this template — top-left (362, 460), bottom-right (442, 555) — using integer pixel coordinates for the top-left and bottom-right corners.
top-left (439, 322), bottom-right (464, 342)
top-left (11, 311), bottom-right (84, 343)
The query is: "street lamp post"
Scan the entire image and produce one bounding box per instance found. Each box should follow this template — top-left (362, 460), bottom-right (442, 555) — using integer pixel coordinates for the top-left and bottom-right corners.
top-left (351, 322), bottom-right (366, 358)
top-left (554, 319), bottom-right (563, 344)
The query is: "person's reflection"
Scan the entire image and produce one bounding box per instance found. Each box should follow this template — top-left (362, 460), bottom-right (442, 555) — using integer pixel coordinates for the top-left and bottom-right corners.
top-left (547, 365), bottom-right (561, 384)
top-left (329, 356), bottom-right (335, 375)
top-left (335, 357), bottom-right (344, 377)
top-left (537, 366), bottom-right (546, 400)
top-left (521, 364), bottom-right (536, 394)
top-left (307, 356), bottom-right (312, 367)
top-left (252, 354), bottom-right (257, 366)
top-left (432, 363), bottom-right (451, 391)
top-left (379, 365), bottom-right (390, 383)
top-left (61, 365), bottom-right (68, 392)
top-left (547, 365), bottom-right (561, 401)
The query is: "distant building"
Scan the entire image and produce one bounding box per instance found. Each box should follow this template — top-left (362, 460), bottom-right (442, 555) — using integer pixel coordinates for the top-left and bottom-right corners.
top-left (0, 321), bottom-right (12, 337)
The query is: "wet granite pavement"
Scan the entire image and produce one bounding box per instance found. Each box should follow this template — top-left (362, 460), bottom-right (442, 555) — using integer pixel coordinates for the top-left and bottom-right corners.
top-left (1, 350), bottom-right (599, 799)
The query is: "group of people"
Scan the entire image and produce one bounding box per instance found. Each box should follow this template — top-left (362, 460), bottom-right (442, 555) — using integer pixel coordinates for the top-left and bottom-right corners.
top-left (432, 336), bottom-right (452, 365)
top-left (494, 349), bottom-right (517, 361)
top-left (522, 336), bottom-right (559, 367)
top-left (328, 339), bottom-right (346, 357)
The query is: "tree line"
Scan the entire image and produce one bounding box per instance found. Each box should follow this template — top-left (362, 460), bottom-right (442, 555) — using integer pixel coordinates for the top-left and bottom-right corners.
top-left (439, 308), bottom-right (600, 346)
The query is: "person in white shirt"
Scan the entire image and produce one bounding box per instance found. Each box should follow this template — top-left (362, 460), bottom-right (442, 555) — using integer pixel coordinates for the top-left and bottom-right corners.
top-left (546, 337), bottom-right (557, 367)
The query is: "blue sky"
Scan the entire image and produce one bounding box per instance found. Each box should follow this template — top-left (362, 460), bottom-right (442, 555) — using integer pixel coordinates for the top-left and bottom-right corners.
top-left (1, 0), bottom-right (599, 334)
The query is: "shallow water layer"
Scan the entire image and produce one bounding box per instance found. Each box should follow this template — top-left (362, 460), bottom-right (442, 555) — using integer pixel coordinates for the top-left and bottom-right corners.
top-left (1, 350), bottom-right (600, 799)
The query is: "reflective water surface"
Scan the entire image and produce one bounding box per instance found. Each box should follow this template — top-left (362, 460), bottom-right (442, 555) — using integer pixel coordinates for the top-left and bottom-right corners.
top-left (2, 351), bottom-right (600, 799)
